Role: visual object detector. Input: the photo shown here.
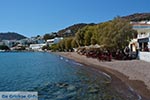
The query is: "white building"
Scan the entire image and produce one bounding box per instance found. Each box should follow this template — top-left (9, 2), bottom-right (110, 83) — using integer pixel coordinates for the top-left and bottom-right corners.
top-left (132, 21), bottom-right (150, 51)
top-left (47, 37), bottom-right (63, 45)
top-left (0, 42), bottom-right (4, 45)
top-left (29, 44), bottom-right (46, 51)
top-left (131, 21), bottom-right (150, 62)
top-left (2, 40), bottom-right (17, 48)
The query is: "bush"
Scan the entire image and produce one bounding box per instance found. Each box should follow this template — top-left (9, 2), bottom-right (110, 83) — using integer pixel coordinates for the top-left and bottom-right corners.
top-left (0, 45), bottom-right (10, 50)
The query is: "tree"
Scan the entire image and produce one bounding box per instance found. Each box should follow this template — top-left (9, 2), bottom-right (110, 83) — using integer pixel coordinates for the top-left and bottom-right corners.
top-left (52, 17), bottom-right (137, 52)
top-left (49, 44), bottom-right (59, 51)
top-left (75, 29), bottom-right (85, 46)
top-left (84, 26), bottom-right (93, 46)
top-left (43, 34), bottom-right (55, 41)
top-left (0, 45), bottom-right (10, 50)
top-left (42, 45), bottom-right (51, 50)
top-left (59, 40), bottom-right (65, 51)
top-left (94, 17), bottom-right (137, 50)
top-left (71, 39), bottom-right (78, 48)
top-left (64, 38), bottom-right (73, 51)
top-left (91, 37), bottom-right (97, 45)
top-left (109, 17), bottom-right (137, 50)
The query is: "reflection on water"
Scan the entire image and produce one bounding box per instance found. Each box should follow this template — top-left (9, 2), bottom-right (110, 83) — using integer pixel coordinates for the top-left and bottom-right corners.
top-left (0, 52), bottom-right (139, 100)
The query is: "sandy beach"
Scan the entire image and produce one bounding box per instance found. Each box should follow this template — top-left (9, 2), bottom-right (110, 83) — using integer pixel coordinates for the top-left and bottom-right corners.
top-left (56, 52), bottom-right (150, 100)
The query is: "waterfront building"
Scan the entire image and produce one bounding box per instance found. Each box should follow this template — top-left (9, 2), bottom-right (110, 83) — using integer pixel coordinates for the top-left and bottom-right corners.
top-left (47, 37), bottom-right (63, 46)
top-left (131, 21), bottom-right (150, 51)
top-left (0, 42), bottom-right (4, 45)
top-left (2, 40), bottom-right (17, 48)
top-left (18, 38), bottom-right (32, 46)
top-left (29, 44), bottom-right (46, 51)
top-left (30, 36), bottom-right (45, 44)
top-left (131, 21), bottom-right (150, 62)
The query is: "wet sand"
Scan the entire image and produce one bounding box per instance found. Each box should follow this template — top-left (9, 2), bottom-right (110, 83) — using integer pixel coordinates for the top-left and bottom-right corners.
top-left (56, 52), bottom-right (150, 100)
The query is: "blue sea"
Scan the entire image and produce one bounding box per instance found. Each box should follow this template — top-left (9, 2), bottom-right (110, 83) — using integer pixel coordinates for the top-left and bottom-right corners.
top-left (0, 52), bottom-right (140, 100)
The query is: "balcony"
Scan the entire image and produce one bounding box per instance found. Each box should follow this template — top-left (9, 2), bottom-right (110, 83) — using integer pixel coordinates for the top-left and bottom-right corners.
top-left (138, 33), bottom-right (150, 39)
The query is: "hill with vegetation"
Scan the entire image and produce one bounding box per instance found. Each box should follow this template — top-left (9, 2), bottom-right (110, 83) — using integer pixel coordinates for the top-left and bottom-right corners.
top-left (122, 13), bottom-right (150, 21)
top-left (57, 23), bottom-right (96, 37)
top-left (50, 17), bottom-right (137, 52)
top-left (43, 23), bottom-right (96, 41)
top-left (49, 13), bottom-right (150, 52)
top-left (0, 32), bottom-right (26, 41)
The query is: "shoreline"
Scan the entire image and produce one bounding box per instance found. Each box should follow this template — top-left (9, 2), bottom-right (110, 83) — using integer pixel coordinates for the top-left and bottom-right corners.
top-left (55, 52), bottom-right (150, 100)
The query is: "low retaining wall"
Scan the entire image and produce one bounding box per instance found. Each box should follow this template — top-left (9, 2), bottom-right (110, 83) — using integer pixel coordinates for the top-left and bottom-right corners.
top-left (139, 52), bottom-right (150, 62)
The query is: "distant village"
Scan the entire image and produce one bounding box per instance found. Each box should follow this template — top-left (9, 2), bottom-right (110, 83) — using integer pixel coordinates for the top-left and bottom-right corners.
top-left (0, 34), bottom-right (63, 51)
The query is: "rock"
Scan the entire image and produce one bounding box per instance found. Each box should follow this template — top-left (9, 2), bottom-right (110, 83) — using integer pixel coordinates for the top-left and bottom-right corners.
top-left (56, 83), bottom-right (69, 88)
top-left (66, 91), bottom-right (76, 98)
top-left (55, 91), bottom-right (76, 100)
top-left (88, 87), bottom-right (99, 93)
top-left (55, 95), bottom-right (65, 100)
top-left (53, 91), bottom-right (62, 95)
top-left (103, 81), bottom-right (111, 86)
top-left (104, 81), bottom-right (111, 84)
top-left (67, 85), bottom-right (76, 91)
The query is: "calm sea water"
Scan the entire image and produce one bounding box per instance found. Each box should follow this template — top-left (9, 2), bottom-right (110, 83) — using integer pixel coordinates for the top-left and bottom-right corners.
top-left (0, 52), bottom-right (140, 100)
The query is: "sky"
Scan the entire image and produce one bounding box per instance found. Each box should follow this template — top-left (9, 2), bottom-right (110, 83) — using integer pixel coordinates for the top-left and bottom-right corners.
top-left (0, 0), bottom-right (150, 37)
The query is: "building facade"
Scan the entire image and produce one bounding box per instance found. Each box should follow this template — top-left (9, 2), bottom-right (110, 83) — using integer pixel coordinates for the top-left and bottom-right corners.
top-left (2, 40), bottom-right (17, 48)
top-left (47, 37), bottom-right (63, 46)
top-left (131, 21), bottom-right (150, 62)
top-left (29, 44), bottom-right (46, 51)
top-left (131, 21), bottom-right (150, 52)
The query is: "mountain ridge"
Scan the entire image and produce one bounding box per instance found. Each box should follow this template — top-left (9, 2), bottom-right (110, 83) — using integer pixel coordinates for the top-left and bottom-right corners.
top-left (122, 13), bottom-right (150, 21)
top-left (0, 32), bottom-right (26, 41)
top-left (56, 13), bottom-right (150, 38)
top-left (57, 23), bottom-right (96, 37)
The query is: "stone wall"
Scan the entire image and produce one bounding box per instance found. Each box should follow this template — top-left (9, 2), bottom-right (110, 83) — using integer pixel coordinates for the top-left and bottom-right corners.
top-left (139, 52), bottom-right (150, 62)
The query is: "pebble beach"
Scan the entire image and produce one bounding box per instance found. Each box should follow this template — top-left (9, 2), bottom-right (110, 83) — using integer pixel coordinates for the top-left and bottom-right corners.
top-left (56, 52), bottom-right (150, 100)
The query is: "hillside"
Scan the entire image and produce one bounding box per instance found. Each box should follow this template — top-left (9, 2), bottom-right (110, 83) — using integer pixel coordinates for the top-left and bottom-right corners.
top-left (0, 32), bottom-right (26, 41)
top-left (56, 13), bottom-right (150, 38)
top-left (122, 13), bottom-right (150, 21)
top-left (57, 23), bottom-right (96, 37)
